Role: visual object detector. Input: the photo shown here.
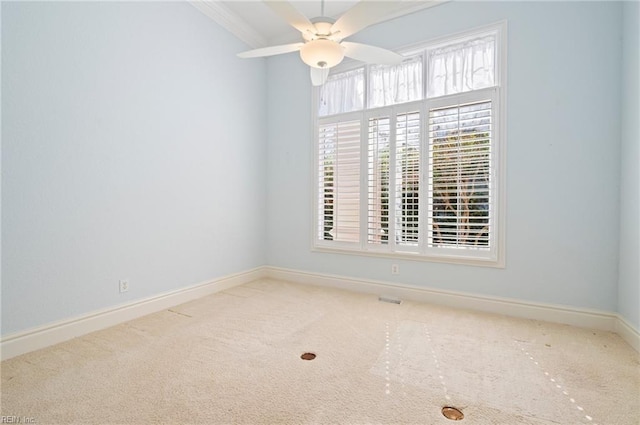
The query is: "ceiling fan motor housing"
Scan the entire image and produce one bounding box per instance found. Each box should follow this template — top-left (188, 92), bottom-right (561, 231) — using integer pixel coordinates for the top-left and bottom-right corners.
top-left (308, 17), bottom-right (337, 38)
top-left (300, 39), bottom-right (345, 69)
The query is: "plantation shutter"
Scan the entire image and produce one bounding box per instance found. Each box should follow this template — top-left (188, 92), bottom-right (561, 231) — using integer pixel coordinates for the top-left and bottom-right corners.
top-left (367, 111), bottom-right (421, 250)
top-left (318, 120), bottom-right (361, 243)
top-left (428, 100), bottom-right (492, 248)
top-left (367, 117), bottom-right (391, 245)
top-left (395, 111), bottom-right (421, 247)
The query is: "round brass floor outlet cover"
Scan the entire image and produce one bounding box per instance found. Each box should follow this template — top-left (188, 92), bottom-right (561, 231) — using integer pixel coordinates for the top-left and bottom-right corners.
top-left (442, 406), bottom-right (464, 420)
top-left (300, 352), bottom-right (316, 360)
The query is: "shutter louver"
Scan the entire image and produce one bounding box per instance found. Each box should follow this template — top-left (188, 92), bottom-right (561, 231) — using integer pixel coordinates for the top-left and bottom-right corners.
top-left (428, 100), bottom-right (491, 248)
top-left (318, 120), bottom-right (361, 243)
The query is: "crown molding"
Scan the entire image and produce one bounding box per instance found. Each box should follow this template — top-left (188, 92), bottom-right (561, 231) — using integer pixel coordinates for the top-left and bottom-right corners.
top-left (383, 0), bottom-right (450, 23)
top-left (189, 0), bottom-right (268, 49)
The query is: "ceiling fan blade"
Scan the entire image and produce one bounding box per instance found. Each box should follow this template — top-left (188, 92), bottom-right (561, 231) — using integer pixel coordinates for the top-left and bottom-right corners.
top-left (342, 42), bottom-right (403, 65)
top-left (331, 0), bottom-right (403, 40)
top-left (237, 42), bottom-right (304, 59)
top-left (264, 1), bottom-right (316, 35)
top-left (310, 67), bottom-right (330, 86)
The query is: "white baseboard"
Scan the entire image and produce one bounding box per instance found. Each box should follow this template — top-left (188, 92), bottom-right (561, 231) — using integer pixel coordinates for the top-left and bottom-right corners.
top-left (614, 315), bottom-right (640, 353)
top-left (0, 267), bottom-right (265, 361)
top-left (4, 266), bottom-right (637, 359)
top-left (265, 266), bottom-right (623, 333)
top-left (265, 266), bottom-right (640, 352)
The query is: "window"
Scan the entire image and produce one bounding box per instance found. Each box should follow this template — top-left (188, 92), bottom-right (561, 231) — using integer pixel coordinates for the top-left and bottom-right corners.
top-left (428, 99), bottom-right (492, 249)
top-left (314, 23), bottom-right (506, 267)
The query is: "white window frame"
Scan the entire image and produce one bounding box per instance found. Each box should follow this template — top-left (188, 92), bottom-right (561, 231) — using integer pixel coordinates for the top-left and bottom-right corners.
top-left (312, 22), bottom-right (507, 268)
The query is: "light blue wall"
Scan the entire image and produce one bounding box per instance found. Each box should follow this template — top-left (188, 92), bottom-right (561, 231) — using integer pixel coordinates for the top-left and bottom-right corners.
top-left (1, 2), bottom-right (267, 335)
top-left (2, 1), bottom-right (633, 337)
top-left (266, 1), bottom-right (623, 312)
top-left (618, 1), bottom-right (640, 331)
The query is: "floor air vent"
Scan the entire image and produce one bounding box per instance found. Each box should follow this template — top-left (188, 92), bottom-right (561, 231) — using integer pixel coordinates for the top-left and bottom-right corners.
top-left (378, 296), bottom-right (402, 305)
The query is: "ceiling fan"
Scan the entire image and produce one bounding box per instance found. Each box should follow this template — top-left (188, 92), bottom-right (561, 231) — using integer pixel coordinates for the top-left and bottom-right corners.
top-left (237, 0), bottom-right (405, 86)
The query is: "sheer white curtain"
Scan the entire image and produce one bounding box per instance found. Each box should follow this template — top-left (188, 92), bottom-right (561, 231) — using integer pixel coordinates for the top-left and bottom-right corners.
top-left (318, 68), bottom-right (364, 116)
top-left (319, 33), bottom-right (495, 114)
top-left (428, 35), bottom-right (495, 98)
top-left (369, 56), bottom-right (423, 108)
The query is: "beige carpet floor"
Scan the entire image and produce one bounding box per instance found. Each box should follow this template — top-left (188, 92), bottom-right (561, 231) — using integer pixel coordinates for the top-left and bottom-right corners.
top-left (1, 279), bottom-right (639, 424)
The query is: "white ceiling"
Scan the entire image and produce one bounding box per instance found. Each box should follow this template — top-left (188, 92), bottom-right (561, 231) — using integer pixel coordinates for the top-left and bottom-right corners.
top-left (191, 1), bottom-right (447, 48)
top-left (223, 1), bottom-right (359, 44)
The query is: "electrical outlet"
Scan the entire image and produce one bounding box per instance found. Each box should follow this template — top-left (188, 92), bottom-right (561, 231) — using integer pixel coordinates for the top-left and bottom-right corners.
top-left (119, 279), bottom-right (129, 293)
top-left (391, 264), bottom-right (400, 275)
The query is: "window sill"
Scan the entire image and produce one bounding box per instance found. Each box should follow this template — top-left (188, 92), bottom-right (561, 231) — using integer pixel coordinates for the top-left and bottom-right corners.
top-left (311, 245), bottom-right (505, 268)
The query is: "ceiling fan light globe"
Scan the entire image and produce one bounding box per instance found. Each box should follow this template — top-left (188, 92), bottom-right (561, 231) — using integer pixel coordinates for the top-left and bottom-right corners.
top-left (300, 39), bottom-right (345, 69)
